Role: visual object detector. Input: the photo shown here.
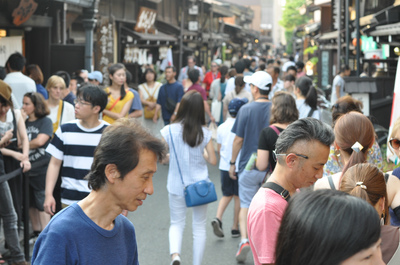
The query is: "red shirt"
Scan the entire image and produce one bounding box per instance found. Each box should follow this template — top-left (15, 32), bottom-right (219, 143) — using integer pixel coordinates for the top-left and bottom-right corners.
top-left (203, 71), bottom-right (221, 93)
top-left (187, 84), bottom-right (207, 100)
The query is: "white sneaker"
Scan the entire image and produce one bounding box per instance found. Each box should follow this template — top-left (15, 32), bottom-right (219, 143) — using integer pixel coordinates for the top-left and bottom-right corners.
top-left (170, 255), bottom-right (181, 265)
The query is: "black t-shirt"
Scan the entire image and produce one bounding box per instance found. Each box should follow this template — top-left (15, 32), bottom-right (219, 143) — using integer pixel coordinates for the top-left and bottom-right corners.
top-left (26, 117), bottom-right (53, 176)
top-left (258, 125), bottom-right (284, 172)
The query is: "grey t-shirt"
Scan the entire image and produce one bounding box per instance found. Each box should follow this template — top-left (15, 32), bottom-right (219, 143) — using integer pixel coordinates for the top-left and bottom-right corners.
top-left (231, 101), bottom-right (272, 173)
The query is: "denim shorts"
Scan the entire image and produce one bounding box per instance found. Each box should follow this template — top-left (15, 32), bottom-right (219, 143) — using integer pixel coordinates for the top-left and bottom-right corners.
top-left (238, 169), bottom-right (266, 208)
top-left (220, 170), bottom-right (238, 197)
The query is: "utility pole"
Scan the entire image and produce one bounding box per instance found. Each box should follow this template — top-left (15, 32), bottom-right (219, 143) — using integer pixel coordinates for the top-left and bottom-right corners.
top-left (179, 0), bottom-right (185, 71)
top-left (356, 0), bottom-right (361, 75)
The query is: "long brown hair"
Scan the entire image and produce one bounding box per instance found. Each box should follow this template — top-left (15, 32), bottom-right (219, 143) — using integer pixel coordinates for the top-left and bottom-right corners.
top-left (340, 163), bottom-right (388, 225)
top-left (334, 111), bottom-right (375, 177)
top-left (174, 91), bottom-right (205, 147)
top-left (234, 75), bottom-right (245, 95)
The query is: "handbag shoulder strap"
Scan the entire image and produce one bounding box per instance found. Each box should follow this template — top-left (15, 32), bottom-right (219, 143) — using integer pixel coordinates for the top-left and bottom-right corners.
top-left (142, 83), bottom-right (159, 98)
top-left (327, 175), bottom-right (336, 190)
top-left (164, 84), bottom-right (169, 97)
top-left (307, 107), bottom-right (316, 117)
top-left (262, 182), bottom-right (290, 202)
top-left (169, 125), bottom-right (185, 186)
top-left (269, 125), bottom-right (281, 135)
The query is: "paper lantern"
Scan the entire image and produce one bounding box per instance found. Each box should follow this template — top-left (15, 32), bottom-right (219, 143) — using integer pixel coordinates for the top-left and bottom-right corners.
top-left (352, 38), bottom-right (362, 47)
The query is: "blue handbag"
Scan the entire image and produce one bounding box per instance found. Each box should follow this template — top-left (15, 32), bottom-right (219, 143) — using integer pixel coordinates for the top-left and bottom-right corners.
top-left (169, 126), bottom-right (217, 207)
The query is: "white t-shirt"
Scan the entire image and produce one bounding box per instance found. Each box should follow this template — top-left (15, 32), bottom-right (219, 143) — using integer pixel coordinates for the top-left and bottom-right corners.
top-left (224, 77), bottom-right (251, 94)
top-left (160, 123), bottom-right (212, 196)
top-left (0, 109), bottom-right (21, 133)
top-left (296, 99), bottom-right (321, 120)
top-left (48, 101), bottom-right (75, 126)
top-left (4, 72), bottom-right (36, 109)
top-left (331, 74), bottom-right (346, 104)
top-left (138, 82), bottom-right (162, 100)
top-left (268, 79), bottom-right (284, 99)
top-left (217, 117), bottom-right (240, 171)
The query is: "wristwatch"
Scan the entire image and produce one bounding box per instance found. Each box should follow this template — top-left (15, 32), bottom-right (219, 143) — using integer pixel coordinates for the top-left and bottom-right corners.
top-left (230, 161), bottom-right (235, 165)
top-left (173, 112), bottom-right (177, 115)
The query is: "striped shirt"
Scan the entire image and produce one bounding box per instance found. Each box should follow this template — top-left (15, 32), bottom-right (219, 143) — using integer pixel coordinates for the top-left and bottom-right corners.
top-left (161, 123), bottom-right (212, 196)
top-left (46, 120), bottom-right (109, 205)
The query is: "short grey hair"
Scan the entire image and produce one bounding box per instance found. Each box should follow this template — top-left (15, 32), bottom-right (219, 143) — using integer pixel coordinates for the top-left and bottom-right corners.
top-left (275, 118), bottom-right (334, 161)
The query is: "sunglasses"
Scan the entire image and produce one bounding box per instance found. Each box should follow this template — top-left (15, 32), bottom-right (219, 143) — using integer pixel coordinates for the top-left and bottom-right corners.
top-left (272, 150), bottom-right (309, 162)
top-left (390, 138), bottom-right (400, 150)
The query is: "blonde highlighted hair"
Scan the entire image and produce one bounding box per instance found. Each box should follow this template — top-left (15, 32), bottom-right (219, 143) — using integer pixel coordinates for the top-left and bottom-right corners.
top-left (45, 75), bottom-right (66, 91)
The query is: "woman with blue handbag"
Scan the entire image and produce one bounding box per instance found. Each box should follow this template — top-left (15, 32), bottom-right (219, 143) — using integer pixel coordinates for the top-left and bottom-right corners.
top-left (161, 90), bottom-right (217, 265)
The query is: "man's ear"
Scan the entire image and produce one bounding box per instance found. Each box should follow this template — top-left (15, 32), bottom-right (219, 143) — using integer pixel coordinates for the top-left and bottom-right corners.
top-left (105, 164), bottom-right (120, 184)
top-left (285, 153), bottom-right (298, 168)
top-left (92, 105), bottom-right (101, 114)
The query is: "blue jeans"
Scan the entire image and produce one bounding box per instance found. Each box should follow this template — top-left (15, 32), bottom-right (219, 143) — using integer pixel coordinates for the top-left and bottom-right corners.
top-left (0, 180), bottom-right (25, 262)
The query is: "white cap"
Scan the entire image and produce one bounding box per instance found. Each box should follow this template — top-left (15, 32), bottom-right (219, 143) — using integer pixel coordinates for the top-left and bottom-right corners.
top-left (243, 71), bottom-right (272, 90)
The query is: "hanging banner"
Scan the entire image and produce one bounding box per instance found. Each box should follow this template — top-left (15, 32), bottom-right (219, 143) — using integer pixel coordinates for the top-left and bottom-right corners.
top-left (0, 36), bottom-right (23, 67)
top-left (95, 18), bottom-right (114, 86)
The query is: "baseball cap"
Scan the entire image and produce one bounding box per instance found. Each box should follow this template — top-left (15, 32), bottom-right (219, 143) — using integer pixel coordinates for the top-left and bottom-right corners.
top-left (228, 98), bottom-right (248, 117)
top-left (213, 59), bottom-right (222, 66)
top-left (0, 80), bottom-right (13, 107)
top-left (88, 71), bottom-right (103, 83)
top-left (243, 71), bottom-right (272, 90)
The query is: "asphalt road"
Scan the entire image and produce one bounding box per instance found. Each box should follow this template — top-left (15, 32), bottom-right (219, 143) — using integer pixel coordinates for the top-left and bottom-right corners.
top-left (128, 162), bottom-right (255, 265)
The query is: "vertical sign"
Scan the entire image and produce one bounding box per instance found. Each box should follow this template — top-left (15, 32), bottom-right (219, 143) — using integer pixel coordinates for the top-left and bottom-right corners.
top-left (321, 50), bottom-right (330, 88)
top-left (96, 19), bottom-right (114, 86)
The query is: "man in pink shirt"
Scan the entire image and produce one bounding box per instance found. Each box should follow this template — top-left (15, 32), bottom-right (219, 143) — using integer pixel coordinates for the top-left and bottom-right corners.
top-left (247, 118), bottom-right (334, 265)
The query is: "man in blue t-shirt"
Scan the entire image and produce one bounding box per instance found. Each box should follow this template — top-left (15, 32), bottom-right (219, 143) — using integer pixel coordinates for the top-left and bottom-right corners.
top-left (32, 119), bottom-right (167, 264)
top-left (154, 66), bottom-right (184, 125)
top-left (229, 71), bottom-right (273, 263)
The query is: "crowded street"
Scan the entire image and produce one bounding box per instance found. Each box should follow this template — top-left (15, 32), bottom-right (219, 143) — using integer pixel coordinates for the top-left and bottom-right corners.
top-left (1, 0), bottom-right (400, 264)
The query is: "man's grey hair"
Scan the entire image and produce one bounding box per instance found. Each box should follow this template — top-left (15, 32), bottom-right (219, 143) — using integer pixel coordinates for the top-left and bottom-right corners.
top-left (275, 118), bottom-right (334, 159)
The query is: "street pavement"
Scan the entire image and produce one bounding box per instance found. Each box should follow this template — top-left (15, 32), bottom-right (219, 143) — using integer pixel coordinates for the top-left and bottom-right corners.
top-left (129, 162), bottom-right (255, 265)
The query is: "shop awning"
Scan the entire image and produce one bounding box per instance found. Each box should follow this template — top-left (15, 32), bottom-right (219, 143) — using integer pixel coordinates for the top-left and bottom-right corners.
top-left (55, 0), bottom-right (95, 8)
top-left (202, 32), bottom-right (229, 42)
top-left (224, 23), bottom-right (242, 30)
top-left (318, 31), bottom-right (339, 40)
top-left (122, 26), bottom-right (177, 42)
top-left (369, 22), bottom-right (400, 36)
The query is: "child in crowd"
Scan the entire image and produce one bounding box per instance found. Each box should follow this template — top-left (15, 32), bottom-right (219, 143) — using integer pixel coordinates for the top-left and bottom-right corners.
top-left (211, 98), bottom-right (248, 238)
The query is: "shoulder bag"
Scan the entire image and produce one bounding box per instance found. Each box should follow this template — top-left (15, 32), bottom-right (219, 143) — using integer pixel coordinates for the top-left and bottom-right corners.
top-left (142, 83), bottom-right (161, 119)
top-left (165, 86), bottom-right (177, 113)
top-left (169, 126), bottom-right (217, 207)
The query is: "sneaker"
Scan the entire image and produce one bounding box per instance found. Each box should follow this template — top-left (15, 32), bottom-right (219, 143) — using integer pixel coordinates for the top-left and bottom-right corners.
top-left (211, 217), bottom-right (224, 237)
top-left (231, 229), bottom-right (240, 238)
top-left (170, 255), bottom-right (181, 265)
top-left (236, 241), bottom-right (250, 263)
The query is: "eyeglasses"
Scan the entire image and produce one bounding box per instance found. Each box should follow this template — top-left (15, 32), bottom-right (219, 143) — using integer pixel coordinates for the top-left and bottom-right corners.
top-left (390, 138), bottom-right (400, 150)
top-left (211, 64), bottom-right (218, 67)
top-left (74, 98), bottom-right (92, 106)
top-left (272, 150), bottom-right (309, 162)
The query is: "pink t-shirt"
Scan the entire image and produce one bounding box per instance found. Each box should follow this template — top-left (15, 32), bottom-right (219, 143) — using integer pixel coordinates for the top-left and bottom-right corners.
top-left (247, 187), bottom-right (288, 265)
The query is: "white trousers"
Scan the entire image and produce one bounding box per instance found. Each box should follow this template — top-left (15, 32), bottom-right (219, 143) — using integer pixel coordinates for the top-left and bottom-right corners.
top-left (168, 193), bottom-right (208, 265)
